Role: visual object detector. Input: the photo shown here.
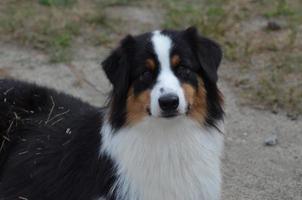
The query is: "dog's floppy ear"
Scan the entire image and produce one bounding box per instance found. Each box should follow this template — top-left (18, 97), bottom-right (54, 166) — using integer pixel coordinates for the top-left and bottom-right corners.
top-left (184, 26), bottom-right (222, 83)
top-left (102, 35), bottom-right (135, 87)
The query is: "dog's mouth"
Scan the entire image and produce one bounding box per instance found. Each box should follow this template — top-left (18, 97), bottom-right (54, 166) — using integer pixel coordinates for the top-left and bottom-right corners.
top-left (146, 105), bottom-right (191, 118)
top-left (161, 111), bottom-right (180, 118)
top-left (162, 104), bottom-right (191, 118)
top-left (146, 107), bottom-right (180, 118)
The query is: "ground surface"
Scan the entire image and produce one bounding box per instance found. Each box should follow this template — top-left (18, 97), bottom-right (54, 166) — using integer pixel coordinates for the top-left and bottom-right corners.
top-left (0, 4), bottom-right (301, 200)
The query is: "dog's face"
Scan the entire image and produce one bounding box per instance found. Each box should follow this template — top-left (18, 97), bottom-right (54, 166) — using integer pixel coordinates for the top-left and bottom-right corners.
top-left (103, 27), bottom-right (223, 129)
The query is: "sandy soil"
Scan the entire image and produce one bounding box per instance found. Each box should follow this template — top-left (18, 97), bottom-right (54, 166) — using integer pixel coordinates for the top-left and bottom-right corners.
top-left (0, 5), bottom-right (301, 200)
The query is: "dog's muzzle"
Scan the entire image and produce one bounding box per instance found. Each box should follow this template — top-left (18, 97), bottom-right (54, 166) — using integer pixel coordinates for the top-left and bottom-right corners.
top-left (158, 93), bottom-right (179, 118)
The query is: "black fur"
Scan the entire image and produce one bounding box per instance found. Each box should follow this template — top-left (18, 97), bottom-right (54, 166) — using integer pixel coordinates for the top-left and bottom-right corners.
top-left (0, 79), bottom-right (116, 200)
top-left (181, 27), bottom-right (224, 128)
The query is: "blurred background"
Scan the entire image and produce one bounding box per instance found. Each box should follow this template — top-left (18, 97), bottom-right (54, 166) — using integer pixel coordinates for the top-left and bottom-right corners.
top-left (0, 0), bottom-right (301, 199)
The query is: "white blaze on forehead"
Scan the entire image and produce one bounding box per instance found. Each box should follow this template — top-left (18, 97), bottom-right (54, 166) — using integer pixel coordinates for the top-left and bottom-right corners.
top-left (150, 31), bottom-right (187, 116)
top-left (151, 30), bottom-right (172, 72)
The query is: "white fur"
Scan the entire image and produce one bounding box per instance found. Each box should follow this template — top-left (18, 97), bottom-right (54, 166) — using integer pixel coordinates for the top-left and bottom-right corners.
top-left (101, 117), bottom-right (224, 200)
top-left (150, 31), bottom-right (187, 117)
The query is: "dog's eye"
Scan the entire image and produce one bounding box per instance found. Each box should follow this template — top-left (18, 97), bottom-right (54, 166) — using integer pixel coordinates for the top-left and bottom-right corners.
top-left (139, 71), bottom-right (153, 82)
top-left (176, 66), bottom-right (191, 78)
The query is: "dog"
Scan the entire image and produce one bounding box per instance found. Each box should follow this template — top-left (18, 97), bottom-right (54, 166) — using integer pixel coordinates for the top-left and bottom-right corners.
top-left (0, 27), bottom-right (224, 200)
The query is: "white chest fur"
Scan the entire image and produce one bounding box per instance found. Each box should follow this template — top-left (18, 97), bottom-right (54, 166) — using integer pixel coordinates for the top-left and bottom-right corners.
top-left (101, 117), bottom-right (224, 200)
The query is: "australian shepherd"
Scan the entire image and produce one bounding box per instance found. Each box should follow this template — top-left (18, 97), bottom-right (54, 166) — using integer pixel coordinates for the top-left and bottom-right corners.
top-left (0, 27), bottom-right (224, 200)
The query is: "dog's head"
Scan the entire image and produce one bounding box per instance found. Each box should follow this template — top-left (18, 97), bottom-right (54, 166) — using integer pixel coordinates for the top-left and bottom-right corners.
top-left (102, 27), bottom-right (224, 129)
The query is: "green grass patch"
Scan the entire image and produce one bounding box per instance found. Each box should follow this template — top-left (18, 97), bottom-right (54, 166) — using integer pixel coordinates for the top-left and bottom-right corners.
top-left (264, 0), bottom-right (294, 17)
top-left (239, 51), bottom-right (302, 115)
top-left (99, 0), bottom-right (138, 6)
top-left (49, 32), bottom-right (73, 62)
top-left (162, 0), bottom-right (230, 39)
top-left (39, 0), bottom-right (77, 7)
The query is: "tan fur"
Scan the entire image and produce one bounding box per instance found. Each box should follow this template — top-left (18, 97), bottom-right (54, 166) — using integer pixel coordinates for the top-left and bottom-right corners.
top-left (126, 88), bottom-right (151, 125)
top-left (146, 58), bottom-right (156, 71)
top-left (182, 79), bottom-right (207, 124)
top-left (171, 54), bottom-right (180, 67)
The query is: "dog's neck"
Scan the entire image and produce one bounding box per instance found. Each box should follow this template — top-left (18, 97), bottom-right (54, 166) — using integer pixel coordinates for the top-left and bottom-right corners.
top-left (100, 116), bottom-right (224, 200)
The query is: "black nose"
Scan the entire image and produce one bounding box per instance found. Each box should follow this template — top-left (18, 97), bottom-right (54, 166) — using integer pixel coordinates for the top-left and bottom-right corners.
top-left (158, 94), bottom-right (179, 112)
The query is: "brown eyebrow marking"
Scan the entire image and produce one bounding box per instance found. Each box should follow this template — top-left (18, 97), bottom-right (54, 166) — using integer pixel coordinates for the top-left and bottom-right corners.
top-left (171, 54), bottom-right (181, 67)
top-left (146, 58), bottom-right (156, 70)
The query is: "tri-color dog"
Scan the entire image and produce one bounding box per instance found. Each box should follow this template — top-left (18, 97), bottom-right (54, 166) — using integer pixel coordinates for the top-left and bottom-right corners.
top-left (0, 27), bottom-right (224, 200)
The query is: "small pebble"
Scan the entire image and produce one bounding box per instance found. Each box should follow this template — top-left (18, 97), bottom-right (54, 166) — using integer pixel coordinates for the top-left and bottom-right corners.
top-left (266, 21), bottom-right (282, 31)
top-left (264, 134), bottom-right (278, 146)
top-left (287, 113), bottom-right (298, 121)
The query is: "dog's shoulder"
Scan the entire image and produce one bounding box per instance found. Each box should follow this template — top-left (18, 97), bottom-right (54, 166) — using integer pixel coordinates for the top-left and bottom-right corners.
top-left (0, 78), bottom-right (103, 146)
top-left (0, 79), bottom-right (98, 117)
top-left (0, 79), bottom-right (108, 200)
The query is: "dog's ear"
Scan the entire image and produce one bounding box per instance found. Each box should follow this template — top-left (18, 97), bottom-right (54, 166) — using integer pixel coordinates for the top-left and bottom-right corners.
top-left (102, 35), bottom-right (135, 87)
top-left (183, 26), bottom-right (222, 83)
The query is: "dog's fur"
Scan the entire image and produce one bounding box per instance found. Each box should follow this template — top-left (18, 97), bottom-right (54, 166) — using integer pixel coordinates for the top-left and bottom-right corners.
top-left (0, 27), bottom-right (224, 200)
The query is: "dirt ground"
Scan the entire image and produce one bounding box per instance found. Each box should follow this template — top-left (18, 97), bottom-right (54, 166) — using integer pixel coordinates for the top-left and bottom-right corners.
top-left (0, 5), bottom-right (301, 200)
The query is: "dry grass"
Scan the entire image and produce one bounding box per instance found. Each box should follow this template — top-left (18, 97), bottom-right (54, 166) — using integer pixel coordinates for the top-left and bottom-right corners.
top-left (0, 0), bottom-right (113, 62)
